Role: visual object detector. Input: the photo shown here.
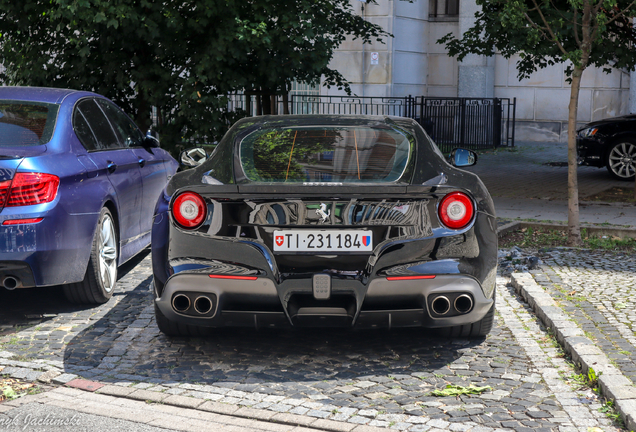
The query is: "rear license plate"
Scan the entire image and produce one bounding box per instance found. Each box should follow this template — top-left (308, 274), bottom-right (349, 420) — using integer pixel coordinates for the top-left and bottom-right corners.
top-left (273, 230), bottom-right (373, 253)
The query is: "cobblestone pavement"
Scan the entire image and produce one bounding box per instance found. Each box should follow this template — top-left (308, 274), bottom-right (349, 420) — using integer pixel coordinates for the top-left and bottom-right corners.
top-left (0, 251), bottom-right (625, 431)
top-left (529, 248), bottom-right (636, 385)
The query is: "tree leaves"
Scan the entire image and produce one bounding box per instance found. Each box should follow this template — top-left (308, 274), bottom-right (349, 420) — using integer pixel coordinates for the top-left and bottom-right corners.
top-left (439, 0), bottom-right (636, 80)
top-left (430, 384), bottom-right (492, 397)
top-left (0, 0), bottom-right (390, 154)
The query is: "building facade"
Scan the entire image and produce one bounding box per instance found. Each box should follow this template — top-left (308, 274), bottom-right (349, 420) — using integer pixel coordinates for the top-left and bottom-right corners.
top-left (325, 0), bottom-right (631, 142)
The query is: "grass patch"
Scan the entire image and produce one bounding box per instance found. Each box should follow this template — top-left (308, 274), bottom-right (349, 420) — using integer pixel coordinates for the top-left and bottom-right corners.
top-left (582, 186), bottom-right (635, 203)
top-left (500, 226), bottom-right (636, 251)
top-left (598, 400), bottom-right (623, 426)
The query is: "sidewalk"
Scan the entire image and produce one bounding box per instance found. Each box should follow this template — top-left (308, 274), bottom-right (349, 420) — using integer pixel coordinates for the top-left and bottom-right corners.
top-left (463, 141), bottom-right (636, 226)
top-left (477, 141), bottom-right (636, 431)
top-left (0, 387), bottom-right (332, 432)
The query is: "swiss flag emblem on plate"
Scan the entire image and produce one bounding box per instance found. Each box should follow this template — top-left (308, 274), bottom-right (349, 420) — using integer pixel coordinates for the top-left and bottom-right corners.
top-left (275, 236), bottom-right (284, 247)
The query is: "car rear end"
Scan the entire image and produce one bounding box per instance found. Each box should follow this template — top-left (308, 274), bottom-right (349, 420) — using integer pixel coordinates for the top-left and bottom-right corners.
top-left (0, 96), bottom-right (95, 289)
top-left (153, 117), bottom-right (497, 332)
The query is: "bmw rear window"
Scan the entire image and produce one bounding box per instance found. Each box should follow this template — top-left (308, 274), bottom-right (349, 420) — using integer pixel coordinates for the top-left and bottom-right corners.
top-left (0, 100), bottom-right (59, 146)
top-left (239, 126), bottom-right (413, 183)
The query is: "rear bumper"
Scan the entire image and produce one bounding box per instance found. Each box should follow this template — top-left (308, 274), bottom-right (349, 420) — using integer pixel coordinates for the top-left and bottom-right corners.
top-left (154, 273), bottom-right (494, 329)
top-left (0, 211), bottom-right (97, 287)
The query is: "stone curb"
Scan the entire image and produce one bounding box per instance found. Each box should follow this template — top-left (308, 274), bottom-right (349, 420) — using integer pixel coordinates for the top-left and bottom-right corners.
top-left (496, 220), bottom-right (636, 239)
top-left (496, 220), bottom-right (520, 237)
top-left (0, 371), bottom-right (388, 432)
top-left (94, 386), bottom-right (390, 432)
top-left (510, 272), bottom-right (636, 431)
top-left (0, 360), bottom-right (431, 432)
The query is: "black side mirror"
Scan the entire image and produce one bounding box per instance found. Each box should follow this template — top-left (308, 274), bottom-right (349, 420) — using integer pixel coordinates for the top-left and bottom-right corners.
top-left (143, 130), bottom-right (160, 148)
top-left (450, 148), bottom-right (477, 167)
top-left (179, 147), bottom-right (207, 168)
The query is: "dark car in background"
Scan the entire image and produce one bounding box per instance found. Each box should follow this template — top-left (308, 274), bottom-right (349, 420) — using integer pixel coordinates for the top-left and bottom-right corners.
top-left (152, 115), bottom-right (497, 337)
top-left (577, 116), bottom-right (636, 180)
top-left (0, 87), bottom-right (178, 304)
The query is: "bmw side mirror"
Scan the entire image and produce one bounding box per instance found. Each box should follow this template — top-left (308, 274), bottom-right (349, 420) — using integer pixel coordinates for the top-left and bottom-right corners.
top-left (144, 129), bottom-right (160, 148)
top-left (180, 147), bottom-right (207, 168)
top-left (450, 148), bottom-right (477, 167)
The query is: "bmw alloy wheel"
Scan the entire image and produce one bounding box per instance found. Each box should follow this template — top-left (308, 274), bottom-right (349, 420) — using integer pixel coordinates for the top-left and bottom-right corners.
top-left (98, 213), bottom-right (118, 293)
top-left (608, 142), bottom-right (636, 179)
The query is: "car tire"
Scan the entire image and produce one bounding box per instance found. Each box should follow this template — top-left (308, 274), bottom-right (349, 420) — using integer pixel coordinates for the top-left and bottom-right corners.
top-left (606, 140), bottom-right (636, 180)
top-left (63, 207), bottom-right (118, 304)
top-left (437, 293), bottom-right (496, 338)
top-left (154, 299), bottom-right (212, 337)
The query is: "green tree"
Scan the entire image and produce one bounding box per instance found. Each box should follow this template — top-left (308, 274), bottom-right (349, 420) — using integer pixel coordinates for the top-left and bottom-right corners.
top-left (439, 0), bottom-right (636, 245)
top-left (0, 0), bottom-right (388, 154)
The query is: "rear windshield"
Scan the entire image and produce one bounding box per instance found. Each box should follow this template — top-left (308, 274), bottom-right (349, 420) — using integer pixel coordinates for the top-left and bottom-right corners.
top-left (0, 100), bottom-right (60, 146)
top-left (240, 126), bottom-right (413, 183)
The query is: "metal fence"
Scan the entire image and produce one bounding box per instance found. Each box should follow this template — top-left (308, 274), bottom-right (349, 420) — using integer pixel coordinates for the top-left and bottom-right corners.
top-left (287, 95), bottom-right (515, 153)
top-left (412, 97), bottom-right (516, 153)
top-left (289, 95), bottom-right (415, 117)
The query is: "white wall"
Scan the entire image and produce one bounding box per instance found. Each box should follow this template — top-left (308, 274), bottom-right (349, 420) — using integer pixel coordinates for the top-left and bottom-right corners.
top-left (324, 0), bottom-right (429, 98)
top-left (495, 55), bottom-right (630, 141)
top-left (327, 0), bottom-right (630, 142)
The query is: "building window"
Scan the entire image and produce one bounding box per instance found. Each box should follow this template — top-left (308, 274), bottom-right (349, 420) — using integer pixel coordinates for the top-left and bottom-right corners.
top-left (429, 0), bottom-right (459, 19)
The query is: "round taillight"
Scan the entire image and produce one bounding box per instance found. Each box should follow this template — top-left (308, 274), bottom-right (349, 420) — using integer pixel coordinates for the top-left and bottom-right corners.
top-left (438, 192), bottom-right (474, 229)
top-left (172, 192), bottom-right (206, 228)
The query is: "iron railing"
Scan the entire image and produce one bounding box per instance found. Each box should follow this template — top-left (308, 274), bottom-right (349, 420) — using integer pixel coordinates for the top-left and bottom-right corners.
top-left (170, 93), bottom-right (516, 153)
top-left (412, 97), bottom-right (516, 153)
top-left (289, 95), bottom-right (415, 117)
top-left (288, 94), bottom-right (515, 153)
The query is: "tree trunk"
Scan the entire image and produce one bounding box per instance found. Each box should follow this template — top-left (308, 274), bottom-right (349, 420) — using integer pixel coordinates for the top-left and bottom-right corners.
top-left (135, 88), bottom-right (151, 132)
top-left (567, 67), bottom-right (583, 246)
top-left (261, 94), bottom-right (271, 115)
top-left (256, 93), bottom-right (262, 116)
top-left (270, 94), bottom-right (277, 115)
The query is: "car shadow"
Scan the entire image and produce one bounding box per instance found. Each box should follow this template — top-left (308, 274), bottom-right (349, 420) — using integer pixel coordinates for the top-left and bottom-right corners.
top-left (59, 261), bottom-right (494, 390)
top-left (0, 249), bottom-right (150, 338)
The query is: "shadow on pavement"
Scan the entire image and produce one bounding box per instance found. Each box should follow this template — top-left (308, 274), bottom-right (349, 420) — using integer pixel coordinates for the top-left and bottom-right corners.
top-left (60, 268), bottom-right (493, 388)
top-left (0, 250), bottom-right (150, 338)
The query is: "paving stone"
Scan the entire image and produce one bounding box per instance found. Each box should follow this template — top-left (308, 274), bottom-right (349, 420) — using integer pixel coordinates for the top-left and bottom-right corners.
top-left (162, 394), bottom-right (205, 409)
top-left (0, 252), bottom-right (627, 432)
top-left (51, 373), bottom-right (78, 384)
top-left (96, 384), bottom-right (136, 397)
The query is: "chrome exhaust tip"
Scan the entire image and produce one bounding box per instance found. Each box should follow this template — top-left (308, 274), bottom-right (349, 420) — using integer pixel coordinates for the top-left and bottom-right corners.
top-left (194, 296), bottom-right (213, 315)
top-left (3, 276), bottom-right (20, 290)
top-left (431, 296), bottom-right (451, 315)
top-left (454, 294), bottom-right (474, 314)
top-left (172, 294), bottom-right (191, 313)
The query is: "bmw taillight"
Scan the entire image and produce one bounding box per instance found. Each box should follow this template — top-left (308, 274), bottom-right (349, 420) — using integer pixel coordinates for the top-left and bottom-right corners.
top-left (172, 192), bottom-right (206, 228)
top-left (0, 173), bottom-right (60, 208)
top-left (438, 192), bottom-right (474, 229)
top-left (0, 179), bottom-right (11, 208)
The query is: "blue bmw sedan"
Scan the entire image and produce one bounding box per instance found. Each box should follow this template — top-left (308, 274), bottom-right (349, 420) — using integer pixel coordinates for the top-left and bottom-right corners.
top-left (0, 87), bottom-right (178, 304)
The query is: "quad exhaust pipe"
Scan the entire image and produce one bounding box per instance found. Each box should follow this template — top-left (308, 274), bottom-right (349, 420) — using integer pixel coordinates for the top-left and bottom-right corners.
top-left (431, 296), bottom-right (451, 315)
top-left (454, 294), bottom-right (473, 314)
top-left (172, 293), bottom-right (214, 316)
top-left (172, 294), bottom-right (191, 312)
top-left (431, 294), bottom-right (474, 316)
top-left (194, 296), bottom-right (213, 314)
